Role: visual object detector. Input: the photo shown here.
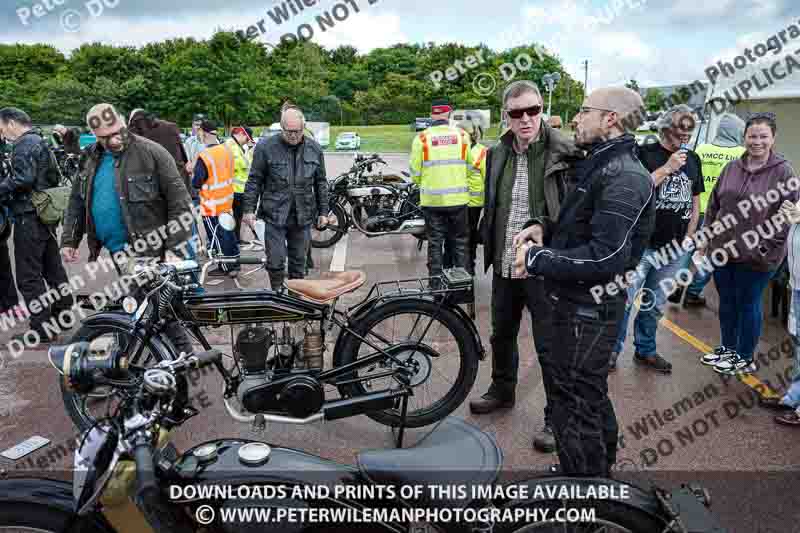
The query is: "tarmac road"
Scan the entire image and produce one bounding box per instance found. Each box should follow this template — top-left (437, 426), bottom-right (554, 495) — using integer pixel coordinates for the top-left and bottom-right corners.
top-left (0, 151), bottom-right (798, 531)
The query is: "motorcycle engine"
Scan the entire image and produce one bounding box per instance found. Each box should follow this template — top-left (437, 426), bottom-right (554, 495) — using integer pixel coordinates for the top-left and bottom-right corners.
top-left (234, 324), bottom-right (325, 418)
top-left (364, 209), bottom-right (401, 232)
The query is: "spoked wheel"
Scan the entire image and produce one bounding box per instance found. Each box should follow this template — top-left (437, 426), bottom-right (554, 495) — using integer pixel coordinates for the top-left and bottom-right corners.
top-left (495, 498), bottom-right (667, 533)
top-left (60, 323), bottom-right (174, 432)
top-left (311, 203), bottom-right (348, 248)
top-left (335, 298), bottom-right (479, 428)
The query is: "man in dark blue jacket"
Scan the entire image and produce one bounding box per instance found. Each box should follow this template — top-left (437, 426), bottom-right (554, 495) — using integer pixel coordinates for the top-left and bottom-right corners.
top-left (513, 87), bottom-right (655, 476)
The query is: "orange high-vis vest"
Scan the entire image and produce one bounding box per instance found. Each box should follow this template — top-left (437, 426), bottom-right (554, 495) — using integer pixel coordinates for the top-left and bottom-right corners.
top-left (198, 143), bottom-right (235, 216)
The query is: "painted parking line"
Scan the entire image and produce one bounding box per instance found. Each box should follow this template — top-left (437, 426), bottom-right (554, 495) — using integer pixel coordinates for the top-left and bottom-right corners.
top-left (661, 318), bottom-right (780, 398)
top-left (330, 233), bottom-right (349, 272)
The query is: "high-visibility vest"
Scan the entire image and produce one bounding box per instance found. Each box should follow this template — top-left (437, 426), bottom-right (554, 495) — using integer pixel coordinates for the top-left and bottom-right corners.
top-left (225, 138), bottom-right (253, 194)
top-left (198, 143), bottom-right (235, 216)
top-left (409, 124), bottom-right (473, 207)
top-left (695, 143), bottom-right (745, 213)
top-left (468, 144), bottom-right (487, 207)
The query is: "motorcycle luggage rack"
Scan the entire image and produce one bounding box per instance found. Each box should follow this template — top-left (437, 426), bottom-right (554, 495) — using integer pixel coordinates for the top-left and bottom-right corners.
top-left (356, 268), bottom-right (474, 307)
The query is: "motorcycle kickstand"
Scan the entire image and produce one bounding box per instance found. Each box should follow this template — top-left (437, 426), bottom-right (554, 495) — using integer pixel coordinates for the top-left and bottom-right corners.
top-left (394, 390), bottom-right (410, 449)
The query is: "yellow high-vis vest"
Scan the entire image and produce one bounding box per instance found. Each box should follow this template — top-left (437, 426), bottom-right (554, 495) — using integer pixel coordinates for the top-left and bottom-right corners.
top-left (468, 144), bottom-right (487, 207)
top-left (409, 124), bottom-right (473, 207)
top-left (224, 138), bottom-right (253, 194)
top-left (198, 143), bottom-right (235, 216)
top-left (695, 143), bottom-right (745, 213)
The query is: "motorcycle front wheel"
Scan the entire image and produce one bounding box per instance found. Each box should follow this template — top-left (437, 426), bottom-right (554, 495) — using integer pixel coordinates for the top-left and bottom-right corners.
top-left (311, 202), bottom-right (348, 249)
top-left (60, 321), bottom-right (178, 432)
top-left (335, 298), bottom-right (479, 428)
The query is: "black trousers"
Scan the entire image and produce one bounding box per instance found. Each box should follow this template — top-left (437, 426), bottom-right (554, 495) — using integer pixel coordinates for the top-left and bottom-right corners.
top-left (539, 288), bottom-right (624, 476)
top-left (443, 206), bottom-right (482, 275)
top-left (0, 237), bottom-right (18, 311)
top-left (424, 205), bottom-right (468, 280)
top-left (264, 221), bottom-right (310, 290)
top-left (489, 274), bottom-right (552, 424)
top-left (13, 213), bottom-right (73, 332)
top-left (233, 193), bottom-right (245, 242)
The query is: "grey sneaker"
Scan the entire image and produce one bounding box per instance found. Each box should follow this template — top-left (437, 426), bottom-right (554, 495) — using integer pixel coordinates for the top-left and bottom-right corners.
top-left (532, 424), bottom-right (557, 453)
top-left (701, 345), bottom-right (736, 366)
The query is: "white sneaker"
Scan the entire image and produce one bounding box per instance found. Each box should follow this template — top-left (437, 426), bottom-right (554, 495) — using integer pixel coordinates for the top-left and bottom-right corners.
top-left (713, 354), bottom-right (757, 375)
top-left (701, 345), bottom-right (736, 366)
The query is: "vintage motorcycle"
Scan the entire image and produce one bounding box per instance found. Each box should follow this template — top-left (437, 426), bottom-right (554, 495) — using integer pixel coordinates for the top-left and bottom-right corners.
top-left (60, 250), bottom-right (483, 438)
top-left (0, 343), bottom-right (726, 533)
top-left (311, 153), bottom-right (426, 249)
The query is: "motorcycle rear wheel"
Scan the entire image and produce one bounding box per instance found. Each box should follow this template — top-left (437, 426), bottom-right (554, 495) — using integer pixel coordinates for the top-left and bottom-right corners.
top-left (311, 203), bottom-right (348, 249)
top-left (335, 298), bottom-right (479, 428)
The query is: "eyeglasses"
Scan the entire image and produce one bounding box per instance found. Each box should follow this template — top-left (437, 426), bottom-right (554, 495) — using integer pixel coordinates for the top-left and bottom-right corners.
top-left (506, 105), bottom-right (542, 119)
top-left (578, 106), bottom-right (615, 115)
top-left (283, 129), bottom-right (303, 136)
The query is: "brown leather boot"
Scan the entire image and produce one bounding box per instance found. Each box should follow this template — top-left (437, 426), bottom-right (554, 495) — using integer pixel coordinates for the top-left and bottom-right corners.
top-left (469, 391), bottom-right (515, 414)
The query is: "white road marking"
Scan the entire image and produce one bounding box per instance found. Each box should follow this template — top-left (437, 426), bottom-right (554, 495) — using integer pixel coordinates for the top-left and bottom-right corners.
top-left (330, 233), bottom-right (349, 272)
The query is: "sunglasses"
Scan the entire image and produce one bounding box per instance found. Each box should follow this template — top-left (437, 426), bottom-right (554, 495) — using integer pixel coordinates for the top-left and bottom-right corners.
top-left (506, 105), bottom-right (542, 119)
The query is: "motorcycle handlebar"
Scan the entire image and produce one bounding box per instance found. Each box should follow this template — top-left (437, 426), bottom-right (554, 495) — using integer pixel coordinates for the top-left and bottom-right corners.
top-left (133, 438), bottom-right (159, 507)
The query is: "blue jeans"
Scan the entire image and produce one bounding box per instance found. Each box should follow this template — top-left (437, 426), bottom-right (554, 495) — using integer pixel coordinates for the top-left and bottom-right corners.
top-left (781, 290), bottom-right (800, 406)
top-left (615, 248), bottom-right (684, 357)
top-left (203, 216), bottom-right (240, 273)
top-left (713, 263), bottom-right (774, 361)
top-left (680, 214), bottom-right (712, 297)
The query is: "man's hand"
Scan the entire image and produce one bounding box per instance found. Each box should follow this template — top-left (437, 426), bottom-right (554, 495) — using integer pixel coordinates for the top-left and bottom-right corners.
top-left (317, 215), bottom-right (329, 228)
top-left (184, 161), bottom-right (194, 174)
top-left (662, 150), bottom-right (687, 174)
top-left (512, 224), bottom-right (543, 248)
top-left (513, 242), bottom-right (533, 278)
top-left (781, 200), bottom-right (800, 224)
top-left (243, 213), bottom-right (257, 228)
top-left (61, 247), bottom-right (80, 263)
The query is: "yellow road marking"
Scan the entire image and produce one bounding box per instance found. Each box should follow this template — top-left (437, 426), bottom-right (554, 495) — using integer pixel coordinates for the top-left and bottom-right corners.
top-left (661, 318), bottom-right (780, 398)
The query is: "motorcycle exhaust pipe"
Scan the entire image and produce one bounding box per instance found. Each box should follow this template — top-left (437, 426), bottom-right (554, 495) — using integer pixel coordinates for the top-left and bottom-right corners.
top-left (396, 219), bottom-right (426, 235)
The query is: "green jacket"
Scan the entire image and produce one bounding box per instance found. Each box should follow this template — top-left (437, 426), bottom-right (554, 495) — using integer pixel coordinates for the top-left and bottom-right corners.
top-left (479, 121), bottom-right (584, 274)
top-left (61, 133), bottom-right (193, 262)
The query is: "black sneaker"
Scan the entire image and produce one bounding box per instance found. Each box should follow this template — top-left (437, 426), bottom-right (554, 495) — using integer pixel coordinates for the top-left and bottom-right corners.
top-left (609, 351), bottom-right (619, 372)
top-left (667, 287), bottom-right (684, 304)
top-left (683, 293), bottom-right (706, 307)
top-left (633, 352), bottom-right (672, 373)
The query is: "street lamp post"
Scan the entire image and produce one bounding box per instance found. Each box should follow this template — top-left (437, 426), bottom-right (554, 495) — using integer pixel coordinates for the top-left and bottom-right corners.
top-left (542, 72), bottom-right (561, 118)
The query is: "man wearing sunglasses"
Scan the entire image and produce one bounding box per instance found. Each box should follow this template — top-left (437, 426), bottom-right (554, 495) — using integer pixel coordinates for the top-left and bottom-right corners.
top-left (469, 81), bottom-right (583, 456)
top-left (512, 87), bottom-right (655, 476)
top-left (242, 107), bottom-right (328, 290)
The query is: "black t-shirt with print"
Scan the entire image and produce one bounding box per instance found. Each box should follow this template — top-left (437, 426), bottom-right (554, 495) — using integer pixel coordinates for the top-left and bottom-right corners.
top-left (637, 142), bottom-right (704, 249)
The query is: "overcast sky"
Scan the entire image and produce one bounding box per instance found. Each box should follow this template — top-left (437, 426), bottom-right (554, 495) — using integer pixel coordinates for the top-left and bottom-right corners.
top-left (3, 0), bottom-right (798, 89)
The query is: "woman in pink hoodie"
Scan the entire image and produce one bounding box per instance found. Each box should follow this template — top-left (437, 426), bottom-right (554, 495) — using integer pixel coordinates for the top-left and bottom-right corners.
top-left (699, 113), bottom-right (799, 375)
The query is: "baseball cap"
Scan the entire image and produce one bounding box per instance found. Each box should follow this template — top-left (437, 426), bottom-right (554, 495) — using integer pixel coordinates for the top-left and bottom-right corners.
top-left (231, 126), bottom-right (254, 143)
top-left (431, 98), bottom-right (452, 115)
top-left (198, 119), bottom-right (218, 134)
top-left (193, 113), bottom-right (207, 122)
top-left (86, 103), bottom-right (125, 136)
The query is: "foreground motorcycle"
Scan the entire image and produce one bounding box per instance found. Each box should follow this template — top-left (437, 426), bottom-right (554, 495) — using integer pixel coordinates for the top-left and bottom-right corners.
top-left (0, 343), bottom-right (726, 532)
top-left (61, 254), bottom-right (483, 437)
top-left (311, 153), bottom-right (426, 249)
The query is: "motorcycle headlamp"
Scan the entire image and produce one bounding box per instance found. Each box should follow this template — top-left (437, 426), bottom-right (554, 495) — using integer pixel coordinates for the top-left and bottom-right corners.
top-left (49, 341), bottom-right (129, 392)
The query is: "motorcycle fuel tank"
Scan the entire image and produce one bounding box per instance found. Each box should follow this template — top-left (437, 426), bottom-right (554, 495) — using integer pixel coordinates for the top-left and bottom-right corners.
top-left (347, 186), bottom-right (395, 197)
top-left (182, 291), bottom-right (324, 325)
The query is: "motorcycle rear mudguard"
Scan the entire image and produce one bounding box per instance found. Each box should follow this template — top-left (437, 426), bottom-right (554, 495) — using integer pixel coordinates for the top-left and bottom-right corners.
top-left (332, 294), bottom-right (486, 368)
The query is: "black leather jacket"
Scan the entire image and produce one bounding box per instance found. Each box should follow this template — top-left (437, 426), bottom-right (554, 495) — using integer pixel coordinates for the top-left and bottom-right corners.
top-left (0, 130), bottom-right (55, 215)
top-left (242, 134), bottom-right (328, 227)
top-left (524, 134), bottom-right (655, 304)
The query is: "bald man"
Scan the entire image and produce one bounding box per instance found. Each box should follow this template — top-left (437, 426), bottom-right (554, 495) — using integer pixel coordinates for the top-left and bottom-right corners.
top-left (512, 87), bottom-right (656, 476)
top-left (242, 107), bottom-right (328, 290)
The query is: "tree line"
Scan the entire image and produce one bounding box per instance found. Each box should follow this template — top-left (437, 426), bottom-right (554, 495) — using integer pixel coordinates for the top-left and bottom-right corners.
top-left (0, 32), bottom-right (587, 129)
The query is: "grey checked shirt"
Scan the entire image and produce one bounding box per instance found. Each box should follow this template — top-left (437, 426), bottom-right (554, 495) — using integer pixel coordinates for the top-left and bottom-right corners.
top-left (501, 151), bottom-right (531, 278)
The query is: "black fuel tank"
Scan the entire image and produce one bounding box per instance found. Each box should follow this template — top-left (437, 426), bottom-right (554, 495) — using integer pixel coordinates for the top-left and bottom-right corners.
top-left (181, 290), bottom-right (324, 325)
